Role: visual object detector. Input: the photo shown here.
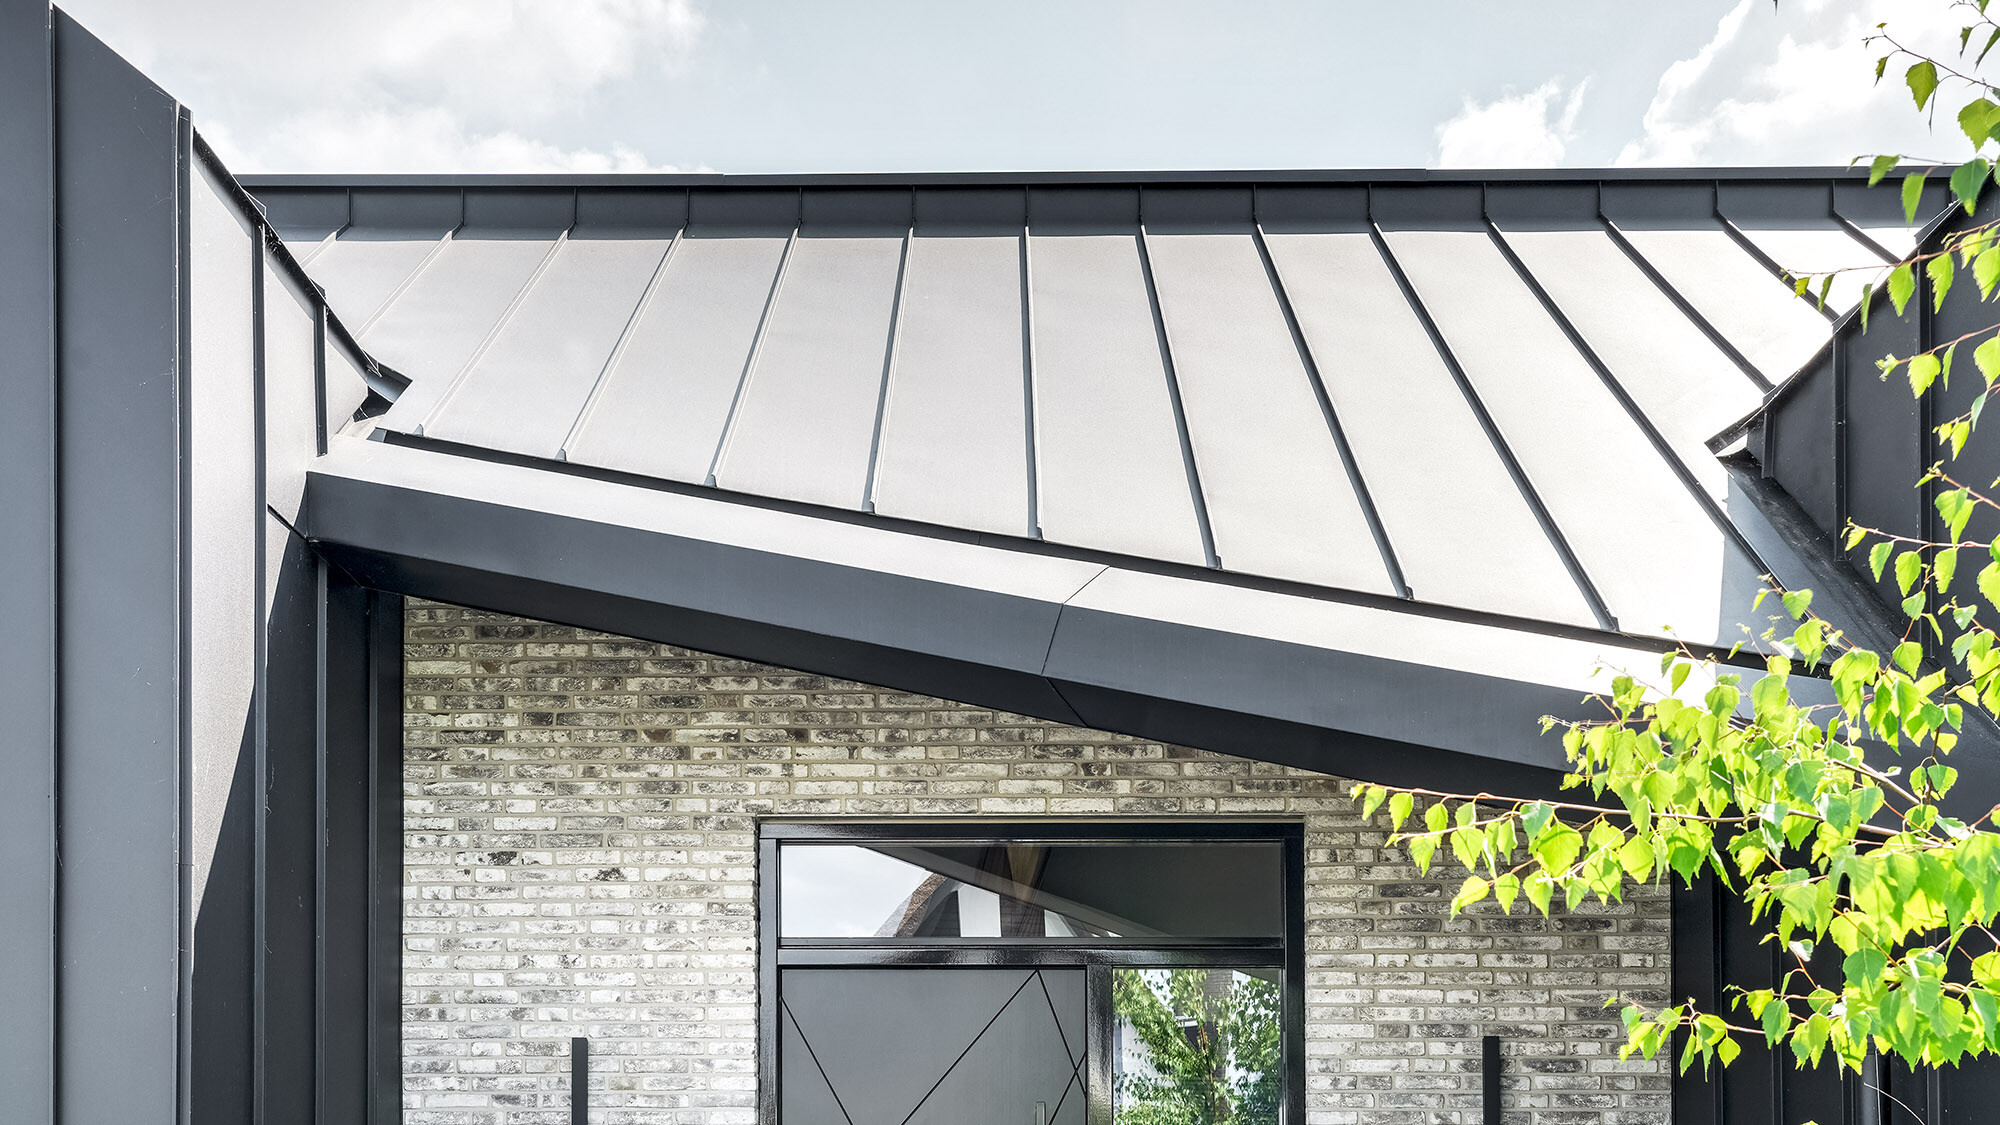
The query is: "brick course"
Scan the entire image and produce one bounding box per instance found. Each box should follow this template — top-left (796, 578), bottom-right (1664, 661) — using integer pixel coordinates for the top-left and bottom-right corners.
top-left (402, 600), bottom-right (1671, 1124)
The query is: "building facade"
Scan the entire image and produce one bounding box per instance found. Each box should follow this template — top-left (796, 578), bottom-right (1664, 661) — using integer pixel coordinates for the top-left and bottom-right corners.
top-left (8, 3), bottom-right (2000, 1124)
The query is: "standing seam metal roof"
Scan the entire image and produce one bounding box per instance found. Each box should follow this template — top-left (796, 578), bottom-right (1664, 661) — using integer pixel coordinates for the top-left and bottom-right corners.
top-left (251, 172), bottom-right (1942, 650)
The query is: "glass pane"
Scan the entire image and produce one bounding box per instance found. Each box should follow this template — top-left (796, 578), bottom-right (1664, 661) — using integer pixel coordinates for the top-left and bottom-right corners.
top-left (1112, 968), bottom-right (1281, 1125)
top-left (779, 840), bottom-right (1282, 939)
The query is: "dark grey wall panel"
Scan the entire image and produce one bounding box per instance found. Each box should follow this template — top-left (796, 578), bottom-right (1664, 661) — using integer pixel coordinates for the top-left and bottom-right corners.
top-left (0, 0), bottom-right (55, 1118)
top-left (187, 153), bottom-right (263, 1125)
top-left (1767, 351), bottom-right (1838, 536)
top-left (52, 12), bottom-right (185, 1119)
top-left (261, 523), bottom-right (321, 1123)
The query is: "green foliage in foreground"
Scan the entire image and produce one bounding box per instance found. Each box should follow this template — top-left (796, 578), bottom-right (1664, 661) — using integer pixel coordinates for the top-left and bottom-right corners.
top-left (1346, 0), bottom-right (2000, 1081)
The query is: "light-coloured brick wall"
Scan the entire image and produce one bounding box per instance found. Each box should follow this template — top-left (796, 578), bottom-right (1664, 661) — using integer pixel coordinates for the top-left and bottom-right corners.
top-left (403, 600), bottom-right (1670, 1125)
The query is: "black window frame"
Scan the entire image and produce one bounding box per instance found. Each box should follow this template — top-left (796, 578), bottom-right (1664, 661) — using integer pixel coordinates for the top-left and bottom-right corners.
top-left (757, 819), bottom-right (1307, 1125)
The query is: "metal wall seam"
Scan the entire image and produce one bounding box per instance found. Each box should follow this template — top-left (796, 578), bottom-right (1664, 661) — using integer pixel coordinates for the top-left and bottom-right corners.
top-left (1020, 191), bottom-right (1043, 539)
top-left (556, 223), bottom-right (686, 462)
top-left (705, 195), bottom-right (802, 487)
top-left (1482, 213), bottom-right (1780, 584)
top-left (412, 226), bottom-right (572, 436)
top-left (351, 225), bottom-right (457, 338)
top-left (247, 177), bottom-right (271, 1125)
top-left (860, 210), bottom-right (914, 513)
top-left (1365, 205), bottom-right (1619, 632)
top-left (293, 224), bottom-right (342, 268)
top-left (1249, 196), bottom-right (1409, 600)
top-left (1597, 212), bottom-right (1774, 393)
top-left (174, 105), bottom-right (195, 1125)
top-left (1831, 212), bottom-right (1900, 265)
top-left (1133, 218), bottom-right (1221, 570)
top-left (1712, 184), bottom-right (1840, 325)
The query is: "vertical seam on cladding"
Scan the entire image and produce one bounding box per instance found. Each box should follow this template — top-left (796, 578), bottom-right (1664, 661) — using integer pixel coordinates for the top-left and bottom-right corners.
top-left (1484, 213), bottom-right (1779, 587)
top-left (1598, 210), bottom-right (1774, 393)
top-left (174, 108), bottom-right (195, 1125)
top-left (1135, 218), bottom-right (1221, 570)
top-left (1252, 204), bottom-right (1410, 600)
top-left (353, 224), bottom-right (457, 338)
top-left (413, 228), bottom-right (570, 436)
top-left (1021, 190), bottom-right (1043, 539)
top-left (556, 226), bottom-right (684, 462)
top-left (706, 196), bottom-right (801, 488)
top-left (861, 213), bottom-right (913, 513)
top-left (247, 215), bottom-right (270, 1125)
top-left (1367, 208), bottom-right (1618, 632)
top-left (1832, 213), bottom-right (1901, 265)
top-left (1712, 182), bottom-right (1839, 324)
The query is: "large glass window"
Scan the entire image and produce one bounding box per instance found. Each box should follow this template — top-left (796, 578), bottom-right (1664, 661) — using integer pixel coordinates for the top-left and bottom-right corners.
top-left (778, 840), bottom-right (1284, 940)
top-left (760, 823), bottom-right (1303, 1125)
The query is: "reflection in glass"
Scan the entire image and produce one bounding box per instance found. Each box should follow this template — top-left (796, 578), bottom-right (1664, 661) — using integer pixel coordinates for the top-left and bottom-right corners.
top-left (779, 841), bottom-right (1283, 939)
top-left (1112, 969), bottom-right (1280, 1125)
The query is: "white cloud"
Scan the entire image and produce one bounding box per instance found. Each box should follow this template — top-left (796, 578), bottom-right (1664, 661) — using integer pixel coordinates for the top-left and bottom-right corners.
top-left (63, 0), bottom-right (706, 172)
top-left (1618, 0), bottom-right (1974, 166)
top-left (1435, 79), bottom-right (1589, 168)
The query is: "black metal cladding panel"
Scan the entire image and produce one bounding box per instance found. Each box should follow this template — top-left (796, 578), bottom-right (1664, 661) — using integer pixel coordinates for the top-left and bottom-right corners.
top-left (1840, 297), bottom-right (1923, 609)
top-left (347, 186), bottom-right (460, 232)
top-left (1928, 194), bottom-right (2000, 551)
top-left (256, 186), bottom-right (348, 239)
top-left (1599, 181), bottom-right (1719, 228)
top-left (913, 185), bottom-right (1026, 232)
top-left (1141, 183), bottom-right (1253, 231)
top-left (1369, 183), bottom-right (1483, 230)
top-left (51, 12), bottom-right (183, 1118)
top-left (1769, 349), bottom-right (1838, 535)
top-left (688, 186), bottom-right (798, 231)
top-left (800, 186), bottom-right (911, 231)
top-left (458, 187), bottom-right (572, 233)
top-left (1252, 184), bottom-right (1368, 231)
top-left (1028, 184), bottom-right (1141, 232)
top-left (575, 186), bottom-right (688, 235)
top-left (1716, 181), bottom-right (1834, 228)
top-left (1483, 182), bottom-right (1598, 228)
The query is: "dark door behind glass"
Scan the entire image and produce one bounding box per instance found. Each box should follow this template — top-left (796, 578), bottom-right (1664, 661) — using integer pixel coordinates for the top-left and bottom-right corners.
top-left (780, 968), bottom-right (1087, 1125)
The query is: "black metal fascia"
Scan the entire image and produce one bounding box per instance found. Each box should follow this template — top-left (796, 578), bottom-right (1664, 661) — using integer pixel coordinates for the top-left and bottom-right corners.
top-left (299, 439), bottom-right (1716, 792)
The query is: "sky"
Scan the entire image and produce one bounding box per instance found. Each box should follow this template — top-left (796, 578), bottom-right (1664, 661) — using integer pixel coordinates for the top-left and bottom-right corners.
top-left (55, 0), bottom-right (1986, 175)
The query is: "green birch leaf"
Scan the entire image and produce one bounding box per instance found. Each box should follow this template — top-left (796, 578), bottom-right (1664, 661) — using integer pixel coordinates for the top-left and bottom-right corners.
top-left (1872, 540), bottom-right (1894, 580)
top-left (1937, 546), bottom-right (1960, 591)
top-left (1978, 247), bottom-right (2000, 297)
top-left (1905, 171), bottom-right (1931, 225)
top-left (1979, 561), bottom-right (2000, 612)
top-left (1976, 335), bottom-right (2000, 384)
top-left (1956, 157), bottom-right (1993, 215)
top-left (1982, 27), bottom-right (2000, 67)
top-left (1909, 59), bottom-right (1941, 110)
top-left (1871, 153), bottom-right (1901, 184)
top-left (1909, 352), bottom-right (1943, 396)
top-left (1898, 549), bottom-right (1925, 595)
top-left (1388, 791), bottom-right (1413, 832)
top-left (1888, 263), bottom-right (1917, 315)
top-left (1931, 251), bottom-right (1956, 310)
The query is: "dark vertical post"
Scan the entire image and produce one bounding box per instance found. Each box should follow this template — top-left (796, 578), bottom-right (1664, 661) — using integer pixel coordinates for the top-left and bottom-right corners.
top-left (1482, 1035), bottom-right (1501, 1123)
top-left (572, 1036), bottom-right (590, 1125)
top-left (369, 591), bottom-right (406, 1123)
top-left (0, 1), bottom-right (56, 1119)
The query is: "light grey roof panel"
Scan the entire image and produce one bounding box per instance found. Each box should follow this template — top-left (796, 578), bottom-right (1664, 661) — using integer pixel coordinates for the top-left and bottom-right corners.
top-left (368, 234), bottom-right (564, 429)
top-left (420, 235), bottom-right (673, 458)
top-left (1384, 228), bottom-right (1763, 644)
top-left (563, 231), bottom-right (790, 482)
top-left (1260, 228), bottom-right (1595, 624)
top-left (1027, 223), bottom-right (1206, 565)
top-left (1725, 222), bottom-right (1885, 311)
top-left (1606, 223), bottom-right (1831, 380)
top-left (713, 229), bottom-right (907, 508)
top-left (299, 231), bottom-right (447, 335)
top-left (871, 230), bottom-right (1034, 537)
top-left (1141, 226), bottom-right (1392, 591)
top-left (1493, 224), bottom-right (1763, 490)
